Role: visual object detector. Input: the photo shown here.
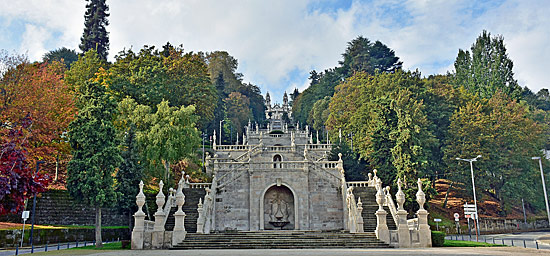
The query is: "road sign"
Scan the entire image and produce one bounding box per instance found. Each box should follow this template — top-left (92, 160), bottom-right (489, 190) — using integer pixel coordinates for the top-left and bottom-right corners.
top-left (463, 203), bottom-right (476, 215)
top-left (22, 211), bottom-right (29, 221)
top-left (454, 213), bottom-right (460, 219)
top-left (434, 218), bottom-right (442, 222)
top-left (465, 214), bottom-right (471, 219)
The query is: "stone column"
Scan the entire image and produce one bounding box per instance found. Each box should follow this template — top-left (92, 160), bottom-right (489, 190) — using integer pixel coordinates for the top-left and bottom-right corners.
top-left (213, 130), bottom-right (217, 150)
top-left (375, 181), bottom-right (390, 243)
top-left (396, 178), bottom-right (411, 247)
top-left (152, 180), bottom-right (166, 249)
top-left (357, 198), bottom-right (364, 233)
top-left (172, 178), bottom-right (187, 246)
top-left (131, 181), bottom-right (146, 249)
top-left (416, 178), bottom-right (432, 247)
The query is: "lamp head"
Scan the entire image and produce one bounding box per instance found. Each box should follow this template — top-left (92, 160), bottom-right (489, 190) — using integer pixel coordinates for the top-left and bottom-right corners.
top-left (476, 155), bottom-right (482, 159)
top-left (532, 156), bottom-right (541, 160)
top-left (455, 157), bottom-right (460, 160)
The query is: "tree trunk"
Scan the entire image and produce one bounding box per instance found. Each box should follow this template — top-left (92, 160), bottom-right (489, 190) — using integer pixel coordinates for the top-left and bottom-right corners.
top-left (442, 182), bottom-right (453, 208)
top-left (95, 207), bottom-right (103, 248)
top-left (128, 211), bottom-right (132, 235)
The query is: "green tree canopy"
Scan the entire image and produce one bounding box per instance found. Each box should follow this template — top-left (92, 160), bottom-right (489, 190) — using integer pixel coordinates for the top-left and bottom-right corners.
top-left (444, 91), bottom-right (546, 212)
top-left (293, 36), bottom-right (402, 125)
top-left (67, 78), bottom-right (121, 248)
top-left (454, 30), bottom-right (521, 99)
top-left (327, 70), bottom-right (434, 186)
top-left (117, 98), bottom-right (200, 184)
top-left (109, 45), bottom-right (216, 127)
top-left (43, 47), bottom-right (78, 69)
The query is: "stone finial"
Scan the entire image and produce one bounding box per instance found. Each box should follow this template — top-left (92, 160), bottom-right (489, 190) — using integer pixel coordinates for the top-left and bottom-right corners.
top-left (376, 184), bottom-right (385, 211)
top-left (396, 178), bottom-right (405, 211)
top-left (373, 169), bottom-right (378, 180)
top-left (136, 180), bottom-right (146, 215)
top-left (176, 178), bottom-right (185, 213)
top-left (338, 153), bottom-right (342, 162)
top-left (339, 128), bottom-right (342, 143)
top-left (316, 131), bottom-right (319, 144)
top-left (198, 198), bottom-right (203, 208)
top-left (306, 125), bottom-right (309, 133)
top-left (155, 180), bottom-right (165, 214)
top-left (416, 178), bottom-right (426, 211)
top-left (368, 173), bottom-right (373, 181)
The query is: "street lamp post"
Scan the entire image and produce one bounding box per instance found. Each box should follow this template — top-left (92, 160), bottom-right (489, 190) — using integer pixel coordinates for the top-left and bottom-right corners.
top-left (219, 120), bottom-right (225, 145)
top-left (456, 155), bottom-right (482, 237)
top-left (532, 156), bottom-right (550, 226)
top-left (202, 133), bottom-right (206, 170)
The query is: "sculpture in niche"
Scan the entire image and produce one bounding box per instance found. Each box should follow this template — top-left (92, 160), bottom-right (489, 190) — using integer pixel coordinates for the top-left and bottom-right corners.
top-left (268, 193), bottom-right (289, 229)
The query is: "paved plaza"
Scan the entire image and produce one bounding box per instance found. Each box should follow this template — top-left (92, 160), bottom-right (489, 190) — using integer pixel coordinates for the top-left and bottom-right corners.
top-left (19, 247), bottom-right (550, 256)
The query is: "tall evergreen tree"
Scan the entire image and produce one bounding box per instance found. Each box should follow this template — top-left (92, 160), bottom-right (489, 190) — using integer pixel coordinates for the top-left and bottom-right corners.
top-left (116, 125), bottom-right (143, 232)
top-left (453, 30), bottom-right (521, 99)
top-left (79, 0), bottom-right (110, 60)
top-left (67, 79), bottom-right (121, 248)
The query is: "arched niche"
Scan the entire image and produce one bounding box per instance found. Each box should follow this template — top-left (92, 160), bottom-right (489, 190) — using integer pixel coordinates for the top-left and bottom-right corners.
top-left (260, 184), bottom-right (297, 230)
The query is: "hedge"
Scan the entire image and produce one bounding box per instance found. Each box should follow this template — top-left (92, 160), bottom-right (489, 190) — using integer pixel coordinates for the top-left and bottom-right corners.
top-left (432, 231), bottom-right (445, 247)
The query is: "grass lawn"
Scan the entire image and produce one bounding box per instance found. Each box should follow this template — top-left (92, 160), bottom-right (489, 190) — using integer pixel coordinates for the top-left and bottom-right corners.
top-left (71, 241), bottom-right (125, 250)
top-left (444, 239), bottom-right (507, 247)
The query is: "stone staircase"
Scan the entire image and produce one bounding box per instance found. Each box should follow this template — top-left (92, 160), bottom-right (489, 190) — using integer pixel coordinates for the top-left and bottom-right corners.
top-left (172, 231), bottom-right (390, 249)
top-left (352, 186), bottom-right (397, 232)
top-left (164, 188), bottom-right (206, 232)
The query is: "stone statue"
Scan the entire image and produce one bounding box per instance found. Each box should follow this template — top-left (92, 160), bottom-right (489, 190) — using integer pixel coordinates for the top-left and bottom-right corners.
top-left (269, 193), bottom-right (289, 222)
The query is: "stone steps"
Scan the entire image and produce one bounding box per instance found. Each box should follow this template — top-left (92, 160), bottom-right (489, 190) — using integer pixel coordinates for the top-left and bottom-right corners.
top-left (352, 187), bottom-right (397, 231)
top-left (162, 188), bottom-right (205, 233)
top-left (172, 231), bottom-right (390, 249)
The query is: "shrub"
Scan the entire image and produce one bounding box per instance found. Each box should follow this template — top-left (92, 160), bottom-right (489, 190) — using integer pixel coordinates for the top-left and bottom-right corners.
top-left (432, 231), bottom-right (445, 247)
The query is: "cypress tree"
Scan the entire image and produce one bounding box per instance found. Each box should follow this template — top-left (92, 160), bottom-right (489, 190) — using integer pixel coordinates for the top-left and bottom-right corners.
top-left (116, 125), bottom-right (144, 232)
top-left (67, 78), bottom-right (121, 248)
top-left (79, 0), bottom-right (110, 60)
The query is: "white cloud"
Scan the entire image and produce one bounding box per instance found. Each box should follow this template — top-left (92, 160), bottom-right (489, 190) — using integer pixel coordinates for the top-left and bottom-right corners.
top-left (2, 0), bottom-right (549, 100)
top-left (19, 24), bottom-right (49, 60)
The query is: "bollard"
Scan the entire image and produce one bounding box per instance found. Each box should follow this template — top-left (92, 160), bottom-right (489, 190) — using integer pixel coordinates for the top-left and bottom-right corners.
top-left (492, 237), bottom-right (495, 244)
top-left (67, 242), bottom-right (69, 249)
top-left (502, 239), bottom-right (505, 245)
top-left (93, 240), bottom-right (95, 246)
top-left (523, 239), bottom-right (526, 248)
top-left (484, 237), bottom-right (486, 243)
top-left (15, 245), bottom-right (19, 255)
top-left (45, 243), bottom-right (48, 252)
top-left (511, 239), bottom-right (514, 246)
top-left (57, 242), bottom-right (60, 250)
top-left (536, 241), bottom-right (539, 249)
top-left (31, 244), bottom-right (34, 253)
top-left (76, 241), bottom-right (78, 247)
top-left (84, 241), bottom-right (87, 247)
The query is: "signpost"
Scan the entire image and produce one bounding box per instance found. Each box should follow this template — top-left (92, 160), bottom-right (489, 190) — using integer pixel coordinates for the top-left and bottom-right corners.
top-left (463, 203), bottom-right (479, 241)
top-left (434, 218), bottom-right (442, 231)
top-left (454, 213), bottom-right (460, 234)
top-left (21, 211), bottom-right (29, 247)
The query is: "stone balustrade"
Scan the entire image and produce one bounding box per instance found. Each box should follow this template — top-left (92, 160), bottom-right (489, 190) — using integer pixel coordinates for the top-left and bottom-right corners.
top-left (346, 181), bottom-right (370, 188)
top-left (131, 176), bottom-right (189, 249)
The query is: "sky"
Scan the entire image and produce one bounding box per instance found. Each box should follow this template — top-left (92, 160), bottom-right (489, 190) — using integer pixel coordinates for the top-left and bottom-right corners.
top-left (1, 0), bottom-right (549, 102)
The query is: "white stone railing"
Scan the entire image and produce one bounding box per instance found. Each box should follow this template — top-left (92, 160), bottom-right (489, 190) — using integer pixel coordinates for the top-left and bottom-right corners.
top-left (345, 187), bottom-right (364, 233)
top-left (143, 220), bottom-right (154, 231)
top-left (306, 144), bottom-right (332, 150)
top-left (162, 188), bottom-right (176, 228)
top-left (185, 182), bottom-right (212, 189)
top-left (264, 145), bottom-right (293, 152)
top-left (369, 171), bottom-right (432, 248)
top-left (383, 186), bottom-right (399, 226)
top-left (346, 181), bottom-right (370, 188)
top-left (215, 145), bottom-right (249, 151)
